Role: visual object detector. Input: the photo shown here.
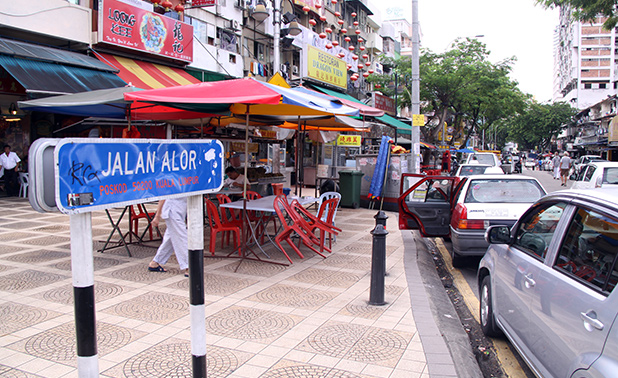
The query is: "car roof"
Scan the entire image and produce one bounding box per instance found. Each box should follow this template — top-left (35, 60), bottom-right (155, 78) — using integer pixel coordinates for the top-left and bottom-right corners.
top-left (544, 188), bottom-right (618, 210)
top-left (458, 163), bottom-right (491, 168)
top-left (588, 161), bottom-right (618, 167)
top-left (464, 174), bottom-right (538, 180)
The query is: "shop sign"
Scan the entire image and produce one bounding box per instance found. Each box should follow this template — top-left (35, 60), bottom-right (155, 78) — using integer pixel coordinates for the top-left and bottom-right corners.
top-left (0, 67), bottom-right (25, 95)
top-left (99, 0), bottom-right (194, 62)
top-left (54, 139), bottom-right (223, 214)
top-left (305, 45), bottom-right (347, 90)
top-left (373, 93), bottom-right (396, 116)
top-left (231, 142), bottom-right (259, 153)
top-left (255, 129), bottom-right (278, 139)
top-left (190, 0), bottom-right (217, 6)
top-left (337, 135), bottom-right (361, 147)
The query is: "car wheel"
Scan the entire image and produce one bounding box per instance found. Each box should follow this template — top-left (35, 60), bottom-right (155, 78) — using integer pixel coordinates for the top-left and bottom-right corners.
top-left (480, 275), bottom-right (501, 337)
top-left (451, 249), bottom-right (464, 268)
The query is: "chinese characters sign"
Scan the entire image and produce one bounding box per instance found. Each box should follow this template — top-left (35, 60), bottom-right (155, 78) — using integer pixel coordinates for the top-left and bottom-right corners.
top-left (372, 93), bottom-right (396, 116)
top-left (100, 0), bottom-right (193, 62)
top-left (190, 0), bottom-right (217, 6)
top-left (305, 45), bottom-right (347, 90)
top-left (337, 135), bottom-right (362, 147)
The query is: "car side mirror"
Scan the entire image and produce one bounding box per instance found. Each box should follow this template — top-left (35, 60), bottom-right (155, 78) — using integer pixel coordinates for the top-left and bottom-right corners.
top-left (485, 225), bottom-right (512, 244)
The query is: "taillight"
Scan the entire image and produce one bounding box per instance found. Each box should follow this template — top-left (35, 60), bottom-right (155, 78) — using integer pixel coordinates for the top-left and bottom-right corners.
top-left (451, 203), bottom-right (485, 230)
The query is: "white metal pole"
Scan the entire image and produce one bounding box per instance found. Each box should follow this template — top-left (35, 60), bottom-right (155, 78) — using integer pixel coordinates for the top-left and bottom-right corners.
top-left (187, 194), bottom-right (206, 377)
top-left (411, 0), bottom-right (421, 173)
top-left (273, 0), bottom-right (281, 74)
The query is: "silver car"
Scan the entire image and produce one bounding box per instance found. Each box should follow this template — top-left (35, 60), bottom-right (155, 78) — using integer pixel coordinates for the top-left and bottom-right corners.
top-left (479, 189), bottom-right (618, 378)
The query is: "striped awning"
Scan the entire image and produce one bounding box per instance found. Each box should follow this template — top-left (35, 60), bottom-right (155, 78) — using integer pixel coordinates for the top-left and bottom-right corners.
top-left (95, 53), bottom-right (200, 89)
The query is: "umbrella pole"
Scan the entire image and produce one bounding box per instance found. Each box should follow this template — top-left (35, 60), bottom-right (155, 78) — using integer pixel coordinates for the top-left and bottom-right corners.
top-left (295, 115), bottom-right (301, 196)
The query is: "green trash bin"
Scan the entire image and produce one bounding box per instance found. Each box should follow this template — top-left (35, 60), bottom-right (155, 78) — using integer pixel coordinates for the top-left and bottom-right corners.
top-left (338, 170), bottom-right (364, 208)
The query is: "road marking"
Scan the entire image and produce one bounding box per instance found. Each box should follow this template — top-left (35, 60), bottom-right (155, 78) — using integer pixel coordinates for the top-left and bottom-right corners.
top-left (435, 238), bottom-right (528, 378)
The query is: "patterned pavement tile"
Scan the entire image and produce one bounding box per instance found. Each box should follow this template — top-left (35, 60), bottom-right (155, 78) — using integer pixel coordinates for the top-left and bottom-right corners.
top-left (0, 270), bottom-right (68, 293)
top-left (102, 292), bottom-right (188, 324)
top-left (102, 340), bottom-right (252, 378)
top-left (262, 360), bottom-right (376, 378)
top-left (206, 305), bottom-right (300, 342)
top-left (7, 322), bottom-right (147, 366)
top-left (296, 321), bottom-right (413, 367)
top-left (320, 254), bottom-right (372, 271)
top-left (0, 231), bottom-right (40, 242)
top-left (51, 256), bottom-right (125, 271)
top-left (0, 302), bottom-right (62, 336)
top-left (339, 303), bottom-right (387, 320)
top-left (216, 258), bottom-right (288, 277)
top-left (36, 282), bottom-right (127, 305)
top-left (286, 267), bottom-right (361, 288)
top-left (0, 364), bottom-right (45, 378)
top-left (0, 250), bottom-right (69, 264)
top-left (30, 225), bottom-right (71, 233)
top-left (0, 245), bottom-right (28, 255)
top-left (246, 283), bottom-right (336, 310)
top-left (19, 235), bottom-right (71, 246)
top-left (0, 221), bottom-right (48, 230)
top-left (171, 272), bottom-right (258, 296)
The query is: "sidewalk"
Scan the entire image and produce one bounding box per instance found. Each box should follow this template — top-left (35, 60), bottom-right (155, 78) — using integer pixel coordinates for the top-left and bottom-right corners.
top-left (0, 194), bottom-right (468, 378)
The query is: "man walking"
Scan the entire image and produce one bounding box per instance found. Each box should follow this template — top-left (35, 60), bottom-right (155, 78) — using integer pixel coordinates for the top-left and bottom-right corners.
top-left (560, 152), bottom-right (572, 187)
top-left (0, 145), bottom-right (21, 196)
top-left (552, 152), bottom-right (561, 180)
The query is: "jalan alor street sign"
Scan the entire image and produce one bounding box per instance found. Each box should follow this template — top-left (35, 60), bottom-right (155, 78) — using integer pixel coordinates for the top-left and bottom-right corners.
top-left (55, 139), bottom-right (224, 214)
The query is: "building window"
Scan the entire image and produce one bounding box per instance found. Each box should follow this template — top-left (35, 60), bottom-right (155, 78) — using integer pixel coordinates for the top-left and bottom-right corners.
top-left (218, 29), bottom-right (238, 53)
top-left (585, 83), bottom-right (592, 89)
top-left (189, 17), bottom-right (209, 46)
top-left (229, 54), bottom-right (236, 64)
top-left (600, 83), bottom-right (607, 89)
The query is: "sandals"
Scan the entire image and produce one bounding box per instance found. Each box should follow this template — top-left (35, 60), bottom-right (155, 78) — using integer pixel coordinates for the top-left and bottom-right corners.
top-left (148, 265), bottom-right (167, 272)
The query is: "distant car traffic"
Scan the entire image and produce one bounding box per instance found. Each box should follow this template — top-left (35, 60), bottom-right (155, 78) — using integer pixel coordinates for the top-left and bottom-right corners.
top-left (398, 174), bottom-right (546, 266)
top-left (571, 161), bottom-right (618, 189)
top-left (479, 189), bottom-right (618, 378)
top-left (455, 164), bottom-right (504, 177)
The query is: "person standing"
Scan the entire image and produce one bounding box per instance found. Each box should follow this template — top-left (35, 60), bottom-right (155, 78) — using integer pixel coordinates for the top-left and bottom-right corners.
top-left (147, 197), bottom-right (189, 277)
top-left (552, 152), bottom-right (561, 180)
top-left (560, 152), bottom-right (572, 187)
top-left (0, 145), bottom-right (21, 196)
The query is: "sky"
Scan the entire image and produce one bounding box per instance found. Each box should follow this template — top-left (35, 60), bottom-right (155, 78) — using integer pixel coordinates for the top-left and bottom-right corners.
top-left (377, 0), bottom-right (559, 102)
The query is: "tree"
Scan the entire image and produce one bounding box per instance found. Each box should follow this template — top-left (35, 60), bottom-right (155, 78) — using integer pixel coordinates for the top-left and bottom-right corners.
top-left (537, 0), bottom-right (618, 30)
top-left (504, 101), bottom-right (576, 151)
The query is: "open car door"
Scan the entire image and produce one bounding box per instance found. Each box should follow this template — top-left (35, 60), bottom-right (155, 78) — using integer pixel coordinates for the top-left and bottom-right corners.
top-left (398, 174), bottom-right (462, 237)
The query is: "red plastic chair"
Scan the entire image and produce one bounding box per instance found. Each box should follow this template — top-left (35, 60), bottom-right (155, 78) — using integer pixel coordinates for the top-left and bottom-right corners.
top-left (314, 196), bottom-right (342, 251)
top-left (245, 190), bottom-right (277, 240)
top-left (129, 204), bottom-right (157, 241)
top-left (205, 199), bottom-right (241, 256)
top-left (292, 198), bottom-right (341, 253)
top-left (273, 195), bottom-right (324, 263)
top-left (215, 194), bottom-right (242, 247)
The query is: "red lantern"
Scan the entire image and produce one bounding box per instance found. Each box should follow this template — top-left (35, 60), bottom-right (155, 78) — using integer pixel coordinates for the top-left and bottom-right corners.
top-left (358, 37), bottom-right (364, 43)
top-left (346, 64), bottom-right (352, 70)
top-left (348, 45), bottom-right (355, 51)
top-left (326, 43), bottom-right (333, 49)
top-left (338, 52), bottom-right (345, 58)
top-left (151, 0), bottom-right (161, 4)
top-left (332, 40), bottom-right (339, 46)
top-left (365, 61), bottom-right (371, 66)
top-left (351, 12), bottom-right (357, 17)
top-left (341, 28), bottom-right (348, 34)
top-left (325, 27), bottom-right (332, 34)
top-left (309, 19), bottom-right (317, 26)
top-left (302, 5), bottom-right (311, 13)
top-left (363, 72), bottom-right (369, 78)
top-left (344, 36), bottom-right (351, 42)
top-left (351, 76), bottom-right (358, 81)
top-left (359, 45), bottom-right (365, 51)
top-left (355, 29), bottom-right (361, 35)
top-left (334, 11), bottom-right (341, 17)
top-left (161, 0), bottom-right (172, 9)
top-left (315, 2), bottom-right (322, 9)
top-left (352, 54), bottom-right (358, 60)
top-left (353, 21), bottom-right (359, 26)
top-left (319, 32), bottom-right (327, 39)
top-left (331, 0), bottom-right (337, 4)
top-left (337, 19), bottom-right (344, 25)
top-left (362, 54), bottom-right (368, 59)
top-left (320, 15), bottom-right (327, 21)
top-left (358, 64), bottom-right (364, 69)
top-left (375, 84), bottom-right (381, 89)
top-left (174, 3), bottom-right (184, 12)
top-left (368, 69), bottom-right (374, 74)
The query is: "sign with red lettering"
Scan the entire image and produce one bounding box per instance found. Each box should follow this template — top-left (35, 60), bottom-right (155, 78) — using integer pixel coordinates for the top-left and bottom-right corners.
top-left (373, 93), bottom-right (396, 116)
top-left (99, 0), bottom-right (193, 62)
top-left (190, 0), bottom-right (217, 6)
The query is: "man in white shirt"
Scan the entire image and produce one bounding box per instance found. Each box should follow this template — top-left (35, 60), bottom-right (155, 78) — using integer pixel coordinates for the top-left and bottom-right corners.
top-left (224, 167), bottom-right (248, 189)
top-left (0, 145), bottom-right (21, 196)
top-left (560, 152), bottom-right (572, 187)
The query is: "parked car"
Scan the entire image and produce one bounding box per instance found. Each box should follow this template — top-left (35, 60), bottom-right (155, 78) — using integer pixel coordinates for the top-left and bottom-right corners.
top-left (455, 164), bottom-right (504, 177)
top-left (398, 174), bottom-right (546, 267)
top-left (464, 152), bottom-right (501, 167)
top-left (479, 189), bottom-right (618, 378)
top-left (571, 155), bottom-right (606, 178)
top-left (571, 161), bottom-right (618, 189)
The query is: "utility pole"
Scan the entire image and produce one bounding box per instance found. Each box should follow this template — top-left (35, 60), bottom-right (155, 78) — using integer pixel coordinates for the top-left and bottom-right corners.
top-left (411, 0), bottom-right (420, 173)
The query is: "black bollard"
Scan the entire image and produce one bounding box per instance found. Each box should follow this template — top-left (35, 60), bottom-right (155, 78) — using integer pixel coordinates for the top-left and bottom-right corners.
top-left (374, 210), bottom-right (388, 228)
top-left (369, 224), bottom-right (388, 305)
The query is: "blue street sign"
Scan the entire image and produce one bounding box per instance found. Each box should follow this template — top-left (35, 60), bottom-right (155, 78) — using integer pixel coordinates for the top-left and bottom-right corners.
top-left (55, 138), bottom-right (224, 214)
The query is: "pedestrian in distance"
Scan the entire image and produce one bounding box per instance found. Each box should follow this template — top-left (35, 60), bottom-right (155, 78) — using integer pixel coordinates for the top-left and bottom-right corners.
top-left (147, 197), bottom-right (189, 277)
top-left (560, 152), bottom-right (572, 187)
top-left (552, 152), bottom-right (561, 180)
top-left (0, 144), bottom-right (21, 196)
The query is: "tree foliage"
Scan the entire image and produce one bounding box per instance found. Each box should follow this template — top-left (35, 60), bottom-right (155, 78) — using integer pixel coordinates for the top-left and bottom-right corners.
top-left (537, 0), bottom-right (618, 30)
top-left (503, 101), bottom-right (576, 151)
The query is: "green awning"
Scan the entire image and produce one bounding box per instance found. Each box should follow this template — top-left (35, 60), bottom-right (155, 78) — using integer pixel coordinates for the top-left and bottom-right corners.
top-left (310, 84), bottom-right (364, 105)
top-left (376, 114), bottom-right (413, 136)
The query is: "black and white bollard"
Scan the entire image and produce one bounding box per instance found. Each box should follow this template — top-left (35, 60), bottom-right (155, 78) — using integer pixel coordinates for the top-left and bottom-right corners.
top-left (187, 195), bottom-right (206, 378)
top-left (70, 212), bottom-right (99, 377)
top-left (369, 224), bottom-right (388, 306)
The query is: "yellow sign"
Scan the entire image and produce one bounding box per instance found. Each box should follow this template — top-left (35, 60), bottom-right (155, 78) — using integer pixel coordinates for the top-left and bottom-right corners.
top-left (337, 135), bottom-right (361, 147)
top-left (412, 114), bottom-right (424, 126)
top-left (231, 142), bottom-right (259, 153)
top-left (306, 45), bottom-right (347, 89)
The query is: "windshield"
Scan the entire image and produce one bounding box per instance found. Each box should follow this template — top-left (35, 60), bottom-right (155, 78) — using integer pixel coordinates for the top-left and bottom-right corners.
top-left (464, 179), bottom-right (545, 203)
top-left (603, 168), bottom-right (618, 184)
top-left (469, 154), bottom-right (496, 165)
top-left (458, 166), bottom-right (489, 176)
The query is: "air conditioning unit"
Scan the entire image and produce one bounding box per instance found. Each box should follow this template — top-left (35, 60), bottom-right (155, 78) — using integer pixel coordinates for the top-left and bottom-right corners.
top-left (228, 19), bottom-right (240, 31)
top-left (292, 65), bottom-right (299, 75)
